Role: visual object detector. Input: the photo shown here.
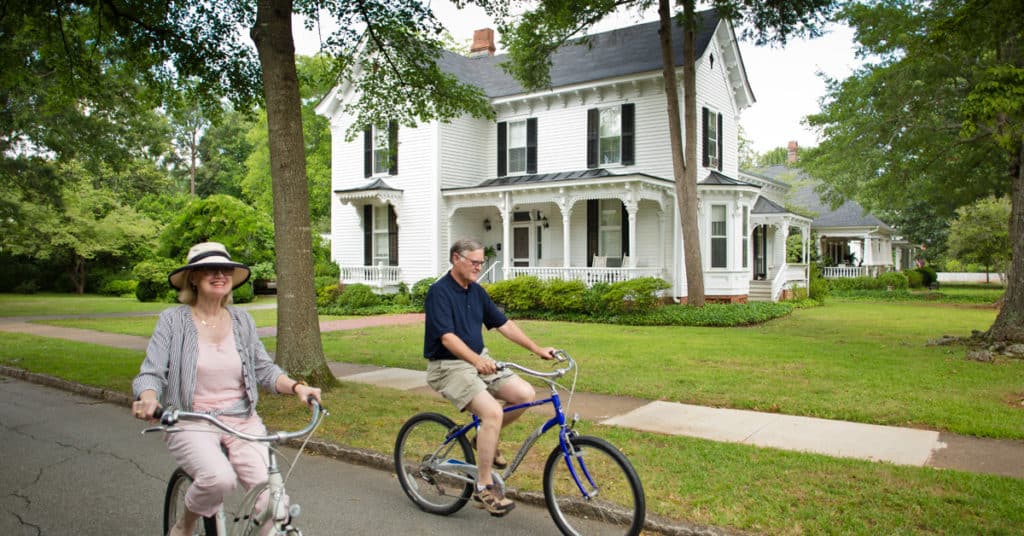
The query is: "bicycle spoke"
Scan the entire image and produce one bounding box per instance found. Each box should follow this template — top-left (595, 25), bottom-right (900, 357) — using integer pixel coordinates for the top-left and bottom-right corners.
top-left (394, 413), bottom-right (475, 515)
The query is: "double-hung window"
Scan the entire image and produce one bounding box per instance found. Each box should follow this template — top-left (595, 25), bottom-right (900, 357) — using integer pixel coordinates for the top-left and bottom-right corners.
top-left (598, 199), bottom-right (622, 256)
top-left (507, 120), bottom-right (527, 174)
top-left (702, 107), bottom-right (723, 170)
top-left (711, 204), bottom-right (727, 268)
top-left (363, 122), bottom-right (398, 177)
top-left (497, 118), bottom-right (537, 176)
top-left (363, 204), bottom-right (398, 266)
top-left (586, 103), bottom-right (635, 168)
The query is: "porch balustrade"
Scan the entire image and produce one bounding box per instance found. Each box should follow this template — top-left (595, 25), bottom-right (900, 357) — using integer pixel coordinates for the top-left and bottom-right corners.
top-left (506, 266), bottom-right (665, 286)
top-left (339, 264), bottom-right (402, 288)
top-left (821, 265), bottom-right (890, 279)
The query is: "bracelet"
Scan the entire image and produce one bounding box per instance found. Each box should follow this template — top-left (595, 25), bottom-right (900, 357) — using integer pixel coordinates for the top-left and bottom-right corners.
top-left (291, 380), bottom-right (308, 394)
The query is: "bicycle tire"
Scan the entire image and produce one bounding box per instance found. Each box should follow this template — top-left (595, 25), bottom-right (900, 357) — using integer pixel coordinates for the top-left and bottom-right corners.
top-left (543, 435), bottom-right (646, 536)
top-left (394, 412), bottom-right (475, 515)
top-left (163, 468), bottom-right (217, 535)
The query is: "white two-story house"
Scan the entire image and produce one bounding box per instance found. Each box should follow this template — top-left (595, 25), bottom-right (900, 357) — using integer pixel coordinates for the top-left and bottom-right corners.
top-left (316, 9), bottom-right (812, 302)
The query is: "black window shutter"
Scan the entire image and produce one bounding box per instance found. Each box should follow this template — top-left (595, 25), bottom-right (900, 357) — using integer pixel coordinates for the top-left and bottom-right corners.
top-left (387, 204), bottom-right (399, 266)
top-left (362, 204), bottom-right (372, 265)
top-left (388, 121), bottom-right (398, 175)
top-left (363, 127), bottom-right (373, 178)
top-left (586, 199), bottom-right (598, 265)
top-left (621, 201), bottom-right (629, 257)
top-left (526, 118), bottom-right (538, 174)
top-left (621, 103), bottom-right (635, 165)
top-left (586, 108), bottom-right (598, 169)
top-left (497, 122), bottom-right (507, 176)
top-left (701, 107), bottom-right (709, 168)
top-left (716, 113), bottom-right (723, 171)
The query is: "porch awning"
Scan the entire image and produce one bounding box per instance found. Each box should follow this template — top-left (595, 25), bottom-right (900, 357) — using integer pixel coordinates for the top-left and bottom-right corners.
top-left (333, 178), bottom-right (403, 205)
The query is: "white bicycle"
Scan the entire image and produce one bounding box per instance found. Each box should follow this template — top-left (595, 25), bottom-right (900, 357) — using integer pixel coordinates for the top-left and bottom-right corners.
top-left (143, 399), bottom-right (326, 535)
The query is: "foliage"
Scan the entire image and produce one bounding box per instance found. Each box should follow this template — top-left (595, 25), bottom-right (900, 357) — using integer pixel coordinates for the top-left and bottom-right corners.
top-left (801, 0), bottom-right (1024, 341)
top-left (484, 275), bottom-right (544, 312)
top-left (597, 277), bottom-right (671, 315)
top-left (316, 284), bottom-right (345, 308)
top-left (133, 258), bottom-right (178, 303)
top-left (828, 272), bottom-right (909, 291)
top-left (917, 266), bottom-right (938, 288)
top-left (905, 270), bottom-right (924, 289)
top-left (411, 277), bottom-right (436, 307)
top-left (250, 261), bottom-right (277, 282)
top-left (232, 281), bottom-right (255, 304)
top-left (99, 279), bottom-right (139, 297)
top-left (538, 279), bottom-right (588, 313)
top-left (757, 146), bottom-right (791, 167)
top-left (157, 194), bottom-right (275, 265)
top-left (620, 302), bottom-right (794, 326)
top-left (808, 262), bottom-right (830, 303)
top-left (946, 196), bottom-right (1012, 274)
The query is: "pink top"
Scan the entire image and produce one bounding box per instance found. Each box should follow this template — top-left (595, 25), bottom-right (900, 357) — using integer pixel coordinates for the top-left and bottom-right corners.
top-left (192, 330), bottom-right (246, 412)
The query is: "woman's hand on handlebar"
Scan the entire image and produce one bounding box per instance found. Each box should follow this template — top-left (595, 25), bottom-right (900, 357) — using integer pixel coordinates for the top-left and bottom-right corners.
top-left (131, 391), bottom-right (161, 422)
top-left (294, 383), bottom-right (322, 407)
top-left (538, 347), bottom-right (559, 360)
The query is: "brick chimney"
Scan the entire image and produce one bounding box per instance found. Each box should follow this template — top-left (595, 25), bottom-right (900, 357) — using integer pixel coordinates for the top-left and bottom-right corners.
top-left (787, 140), bottom-right (799, 163)
top-left (469, 28), bottom-right (495, 58)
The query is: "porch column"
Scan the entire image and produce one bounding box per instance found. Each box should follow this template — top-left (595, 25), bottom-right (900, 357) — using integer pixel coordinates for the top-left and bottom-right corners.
top-left (625, 201), bottom-right (638, 266)
top-left (779, 222), bottom-right (790, 269)
top-left (559, 195), bottom-right (572, 279)
top-left (863, 235), bottom-right (874, 266)
top-left (657, 209), bottom-right (666, 271)
top-left (501, 193), bottom-right (511, 280)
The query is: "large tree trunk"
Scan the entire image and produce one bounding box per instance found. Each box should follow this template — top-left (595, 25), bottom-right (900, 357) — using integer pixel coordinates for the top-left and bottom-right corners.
top-left (659, 0), bottom-right (705, 306)
top-left (987, 138), bottom-right (1024, 342)
top-left (251, 0), bottom-right (336, 386)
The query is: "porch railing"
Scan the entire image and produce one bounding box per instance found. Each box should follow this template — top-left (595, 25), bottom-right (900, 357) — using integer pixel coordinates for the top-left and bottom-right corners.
top-left (821, 265), bottom-right (891, 279)
top-left (339, 263), bottom-right (402, 288)
top-left (506, 266), bottom-right (664, 286)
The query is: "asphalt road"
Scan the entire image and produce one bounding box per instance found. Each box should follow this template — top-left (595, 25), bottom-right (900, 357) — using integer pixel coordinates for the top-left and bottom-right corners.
top-left (0, 376), bottom-right (570, 535)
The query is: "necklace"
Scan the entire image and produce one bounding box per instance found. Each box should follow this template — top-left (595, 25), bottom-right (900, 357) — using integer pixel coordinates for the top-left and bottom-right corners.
top-left (194, 309), bottom-right (222, 329)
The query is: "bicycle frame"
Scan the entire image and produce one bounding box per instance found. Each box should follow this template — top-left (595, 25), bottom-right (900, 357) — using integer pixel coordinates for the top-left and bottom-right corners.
top-left (431, 355), bottom-right (599, 500)
top-left (145, 400), bottom-right (325, 535)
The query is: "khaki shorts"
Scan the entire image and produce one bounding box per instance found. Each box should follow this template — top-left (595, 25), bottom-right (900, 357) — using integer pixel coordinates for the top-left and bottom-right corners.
top-left (426, 350), bottom-right (515, 411)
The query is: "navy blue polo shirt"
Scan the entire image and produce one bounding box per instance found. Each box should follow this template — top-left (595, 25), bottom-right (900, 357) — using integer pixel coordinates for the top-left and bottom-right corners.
top-left (423, 272), bottom-right (508, 360)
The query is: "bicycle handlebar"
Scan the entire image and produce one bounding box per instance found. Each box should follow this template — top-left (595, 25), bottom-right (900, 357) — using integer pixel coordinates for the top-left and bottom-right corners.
top-left (144, 396), bottom-right (325, 442)
top-left (496, 349), bottom-right (574, 379)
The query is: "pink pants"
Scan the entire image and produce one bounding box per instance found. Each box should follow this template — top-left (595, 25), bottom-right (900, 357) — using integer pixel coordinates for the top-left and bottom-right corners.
top-left (165, 413), bottom-right (273, 518)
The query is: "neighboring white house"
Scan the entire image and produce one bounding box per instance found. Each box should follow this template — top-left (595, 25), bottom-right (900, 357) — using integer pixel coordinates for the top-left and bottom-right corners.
top-left (316, 9), bottom-right (815, 302)
top-left (741, 158), bottom-right (914, 279)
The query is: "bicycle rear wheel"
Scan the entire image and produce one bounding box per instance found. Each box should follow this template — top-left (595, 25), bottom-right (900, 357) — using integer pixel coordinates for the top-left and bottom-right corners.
top-left (394, 412), bottom-right (475, 515)
top-left (163, 468), bottom-right (216, 535)
top-left (543, 434), bottom-right (646, 536)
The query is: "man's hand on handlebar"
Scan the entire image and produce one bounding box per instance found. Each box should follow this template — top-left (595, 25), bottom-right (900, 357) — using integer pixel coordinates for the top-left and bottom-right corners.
top-left (538, 347), bottom-right (558, 360)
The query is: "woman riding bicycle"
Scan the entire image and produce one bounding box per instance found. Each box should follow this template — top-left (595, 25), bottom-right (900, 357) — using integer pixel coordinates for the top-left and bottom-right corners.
top-left (130, 242), bottom-right (322, 536)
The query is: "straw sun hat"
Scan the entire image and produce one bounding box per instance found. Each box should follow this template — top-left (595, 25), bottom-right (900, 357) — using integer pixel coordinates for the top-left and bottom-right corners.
top-left (167, 242), bottom-right (251, 290)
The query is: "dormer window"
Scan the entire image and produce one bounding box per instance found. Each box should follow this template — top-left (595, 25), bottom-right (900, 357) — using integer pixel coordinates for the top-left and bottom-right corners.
top-left (587, 103), bottom-right (635, 168)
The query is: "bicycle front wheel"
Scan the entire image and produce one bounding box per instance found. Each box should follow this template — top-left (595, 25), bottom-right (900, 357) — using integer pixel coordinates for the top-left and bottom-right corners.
top-left (237, 482), bottom-right (271, 536)
top-left (543, 434), bottom-right (646, 536)
top-left (394, 412), bottom-right (475, 515)
top-left (163, 468), bottom-right (216, 535)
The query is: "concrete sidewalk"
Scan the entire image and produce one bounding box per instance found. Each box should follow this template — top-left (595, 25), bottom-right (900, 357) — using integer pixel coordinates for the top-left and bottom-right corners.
top-left (2, 311), bottom-right (1022, 479)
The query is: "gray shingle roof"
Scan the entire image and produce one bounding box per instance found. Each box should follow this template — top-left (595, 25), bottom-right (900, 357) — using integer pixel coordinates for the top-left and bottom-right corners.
top-left (439, 9), bottom-right (722, 98)
top-left (333, 178), bottom-right (401, 194)
top-left (699, 170), bottom-right (760, 187)
top-left (751, 165), bottom-right (893, 231)
top-left (752, 196), bottom-right (787, 214)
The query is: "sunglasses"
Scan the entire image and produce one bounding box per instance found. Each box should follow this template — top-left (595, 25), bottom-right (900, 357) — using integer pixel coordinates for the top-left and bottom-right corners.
top-left (196, 267), bottom-right (233, 277)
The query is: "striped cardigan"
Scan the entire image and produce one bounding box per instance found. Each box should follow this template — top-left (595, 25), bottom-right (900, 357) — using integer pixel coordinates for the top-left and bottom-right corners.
top-left (132, 305), bottom-right (284, 413)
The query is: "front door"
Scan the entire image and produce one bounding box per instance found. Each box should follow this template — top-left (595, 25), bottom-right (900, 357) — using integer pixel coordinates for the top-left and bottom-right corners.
top-left (753, 226), bottom-right (767, 279)
top-left (512, 226), bottom-right (530, 267)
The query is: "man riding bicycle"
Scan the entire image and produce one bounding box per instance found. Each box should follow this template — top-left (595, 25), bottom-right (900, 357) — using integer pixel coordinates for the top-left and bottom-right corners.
top-left (423, 237), bottom-right (556, 517)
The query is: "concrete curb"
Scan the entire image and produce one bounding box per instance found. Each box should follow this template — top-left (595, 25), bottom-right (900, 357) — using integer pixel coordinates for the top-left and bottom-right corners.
top-left (0, 367), bottom-right (732, 536)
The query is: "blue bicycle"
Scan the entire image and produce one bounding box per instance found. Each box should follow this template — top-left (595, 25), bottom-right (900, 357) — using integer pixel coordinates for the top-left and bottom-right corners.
top-left (394, 351), bottom-right (645, 536)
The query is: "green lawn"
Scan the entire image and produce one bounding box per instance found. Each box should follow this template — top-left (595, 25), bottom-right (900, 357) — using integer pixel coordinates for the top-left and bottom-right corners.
top-left (1, 293), bottom-right (1023, 534)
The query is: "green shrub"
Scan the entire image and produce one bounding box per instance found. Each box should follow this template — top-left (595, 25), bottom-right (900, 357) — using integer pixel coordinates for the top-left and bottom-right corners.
top-left (485, 275), bottom-right (544, 313)
top-left (100, 279), bottom-right (138, 296)
top-left (598, 277), bottom-right (670, 315)
top-left (624, 302), bottom-right (793, 326)
top-left (250, 261), bottom-right (276, 282)
top-left (335, 283), bottom-right (381, 309)
top-left (13, 281), bottom-right (39, 294)
top-left (392, 292), bottom-right (411, 306)
top-left (314, 276), bottom-right (338, 291)
top-left (905, 269), bottom-right (924, 288)
top-left (808, 263), bottom-right (830, 303)
top-left (411, 277), bottom-right (436, 307)
top-left (134, 258), bottom-right (178, 302)
top-left (232, 281), bottom-right (255, 304)
top-left (788, 287), bottom-right (809, 301)
top-left (317, 284), bottom-right (344, 308)
top-left (877, 271), bottom-right (909, 290)
top-left (583, 282), bottom-right (612, 314)
top-left (538, 279), bottom-right (588, 313)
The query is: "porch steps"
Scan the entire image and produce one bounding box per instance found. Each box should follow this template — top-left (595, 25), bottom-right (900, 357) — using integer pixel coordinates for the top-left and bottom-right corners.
top-left (748, 280), bottom-right (774, 302)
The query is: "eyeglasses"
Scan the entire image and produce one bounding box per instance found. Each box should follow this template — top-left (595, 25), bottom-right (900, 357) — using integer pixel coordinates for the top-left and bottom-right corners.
top-left (197, 267), bottom-right (233, 277)
top-left (457, 253), bottom-right (486, 268)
